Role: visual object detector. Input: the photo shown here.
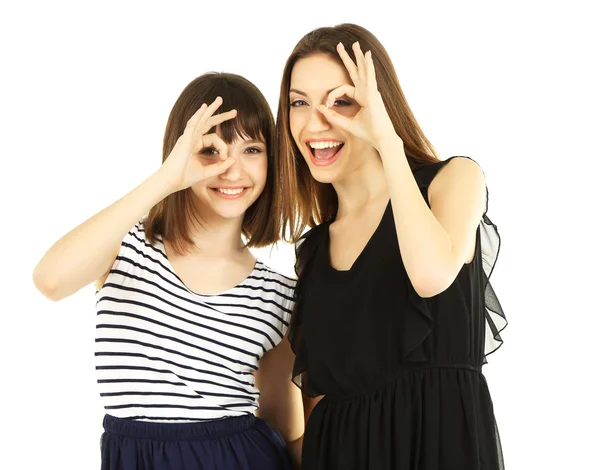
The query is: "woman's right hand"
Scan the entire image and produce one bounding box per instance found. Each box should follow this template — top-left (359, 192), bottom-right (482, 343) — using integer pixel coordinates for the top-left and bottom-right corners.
top-left (159, 96), bottom-right (238, 193)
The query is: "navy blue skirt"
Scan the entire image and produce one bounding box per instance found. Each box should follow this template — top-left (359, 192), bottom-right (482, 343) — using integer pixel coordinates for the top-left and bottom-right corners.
top-left (101, 414), bottom-right (293, 470)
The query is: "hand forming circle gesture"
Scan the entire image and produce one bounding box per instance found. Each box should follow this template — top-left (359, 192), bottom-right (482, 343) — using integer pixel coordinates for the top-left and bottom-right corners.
top-left (160, 96), bottom-right (238, 193)
top-left (318, 42), bottom-right (398, 150)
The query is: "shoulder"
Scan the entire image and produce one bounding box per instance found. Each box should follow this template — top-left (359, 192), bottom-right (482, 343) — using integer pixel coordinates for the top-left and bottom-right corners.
top-left (414, 156), bottom-right (483, 187)
top-left (294, 223), bottom-right (328, 277)
top-left (427, 157), bottom-right (487, 224)
top-left (295, 223), bottom-right (328, 252)
top-left (121, 219), bottom-right (165, 260)
top-left (429, 156), bottom-right (485, 196)
top-left (254, 260), bottom-right (296, 291)
top-left (253, 261), bottom-right (296, 328)
top-left (431, 155), bottom-right (484, 188)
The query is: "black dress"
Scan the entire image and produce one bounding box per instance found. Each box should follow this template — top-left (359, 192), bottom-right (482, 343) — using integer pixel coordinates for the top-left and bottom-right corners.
top-left (289, 157), bottom-right (507, 470)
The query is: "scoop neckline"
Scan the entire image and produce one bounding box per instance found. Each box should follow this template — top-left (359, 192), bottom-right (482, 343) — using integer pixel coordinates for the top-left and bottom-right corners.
top-left (159, 240), bottom-right (259, 297)
top-left (322, 200), bottom-right (392, 274)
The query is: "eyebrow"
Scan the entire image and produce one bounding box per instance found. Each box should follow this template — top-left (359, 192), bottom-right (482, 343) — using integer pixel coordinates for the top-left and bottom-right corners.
top-left (290, 86), bottom-right (345, 96)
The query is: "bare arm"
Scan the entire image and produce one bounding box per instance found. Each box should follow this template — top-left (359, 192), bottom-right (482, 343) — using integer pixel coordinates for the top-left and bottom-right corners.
top-left (255, 337), bottom-right (305, 469)
top-left (33, 98), bottom-right (237, 301)
top-left (32, 172), bottom-right (174, 300)
top-left (377, 145), bottom-right (486, 298)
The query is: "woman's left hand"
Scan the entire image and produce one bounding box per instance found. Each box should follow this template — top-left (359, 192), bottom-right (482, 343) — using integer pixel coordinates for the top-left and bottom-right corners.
top-left (318, 42), bottom-right (399, 150)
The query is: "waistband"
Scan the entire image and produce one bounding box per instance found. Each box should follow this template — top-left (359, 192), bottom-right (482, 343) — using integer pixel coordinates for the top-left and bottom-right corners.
top-left (103, 413), bottom-right (257, 441)
top-left (326, 363), bottom-right (483, 402)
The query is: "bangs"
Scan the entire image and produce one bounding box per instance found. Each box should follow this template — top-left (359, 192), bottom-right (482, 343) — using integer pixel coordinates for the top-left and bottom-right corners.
top-left (206, 78), bottom-right (270, 145)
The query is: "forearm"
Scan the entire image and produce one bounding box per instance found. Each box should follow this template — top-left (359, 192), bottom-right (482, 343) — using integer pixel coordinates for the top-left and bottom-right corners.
top-left (376, 136), bottom-right (457, 295)
top-left (33, 170), bottom-right (174, 300)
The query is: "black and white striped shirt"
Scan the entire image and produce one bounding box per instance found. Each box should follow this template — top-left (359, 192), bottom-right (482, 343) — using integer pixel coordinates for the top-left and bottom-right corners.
top-left (95, 223), bottom-right (295, 422)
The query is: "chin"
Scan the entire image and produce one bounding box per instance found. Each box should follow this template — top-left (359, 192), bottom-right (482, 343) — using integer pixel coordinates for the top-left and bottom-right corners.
top-left (309, 171), bottom-right (338, 184)
top-left (212, 199), bottom-right (253, 219)
top-left (305, 161), bottom-right (344, 184)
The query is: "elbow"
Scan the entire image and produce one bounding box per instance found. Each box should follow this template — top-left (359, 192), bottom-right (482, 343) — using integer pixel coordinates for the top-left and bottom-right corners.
top-left (408, 251), bottom-right (463, 298)
top-left (410, 271), bottom-right (453, 299)
top-left (32, 264), bottom-right (65, 301)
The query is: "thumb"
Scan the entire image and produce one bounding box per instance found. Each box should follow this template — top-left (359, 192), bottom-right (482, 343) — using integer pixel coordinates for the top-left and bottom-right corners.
top-left (202, 156), bottom-right (236, 179)
top-left (317, 105), bottom-right (354, 133)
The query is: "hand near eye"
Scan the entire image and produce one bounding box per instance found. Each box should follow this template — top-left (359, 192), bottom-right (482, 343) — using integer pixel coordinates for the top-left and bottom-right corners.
top-left (159, 96), bottom-right (238, 193)
top-left (317, 42), bottom-right (398, 150)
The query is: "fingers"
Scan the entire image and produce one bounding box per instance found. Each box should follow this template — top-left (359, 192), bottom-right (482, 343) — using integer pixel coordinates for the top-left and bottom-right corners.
top-left (183, 97), bottom-right (238, 150)
top-left (317, 105), bottom-right (353, 133)
top-left (198, 133), bottom-right (229, 160)
top-left (202, 155), bottom-right (237, 179)
top-left (336, 42), bottom-right (359, 84)
top-left (194, 132), bottom-right (236, 179)
top-left (325, 85), bottom-right (356, 108)
top-left (352, 42), bottom-right (367, 82)
top-left (193, 96), bottom-right (223, 133)
top-left (204, 96), bottom-right (224, 119)
top-left (184, 96), bottom-right (222, 135)
top-left (365, 50), bottom-right (377, 86)
top-left (338, 42), bottom-right (372, 88)
top-left (200, 109), bottom-right (237, 135)
top-left (185, 103), bottom-right (208, 131)
top-left (185, 96), bottom-right (227, 131)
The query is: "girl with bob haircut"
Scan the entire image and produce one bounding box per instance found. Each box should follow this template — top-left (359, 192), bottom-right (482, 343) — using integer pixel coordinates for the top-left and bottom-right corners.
top-left (276, 23), bottom-right (507, 469)
top-left (34, 72), bottom-right (304, 470)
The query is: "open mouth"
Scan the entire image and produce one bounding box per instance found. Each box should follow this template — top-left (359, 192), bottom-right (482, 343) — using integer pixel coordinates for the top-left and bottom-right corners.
top-left (210, 187), bottom-right (249, 199)
top-left (307, 140), bottom-right (344, 167)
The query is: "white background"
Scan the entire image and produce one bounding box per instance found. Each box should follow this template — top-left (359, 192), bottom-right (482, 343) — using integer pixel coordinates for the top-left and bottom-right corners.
top-left (1, 0), bottom-right (598, 468)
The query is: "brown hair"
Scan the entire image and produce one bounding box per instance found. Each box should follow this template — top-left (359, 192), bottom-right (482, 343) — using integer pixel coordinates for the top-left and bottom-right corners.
top-left (145, 72), bottom-right (279, 254)
top-left (276, 23), bottom-right (439, 242)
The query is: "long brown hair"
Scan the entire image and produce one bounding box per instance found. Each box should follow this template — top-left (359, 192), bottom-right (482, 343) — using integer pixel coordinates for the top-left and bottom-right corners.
top-left (276, 23), bottom-right (439, 242)
top-left (145, 72), bottom-right (279, 254)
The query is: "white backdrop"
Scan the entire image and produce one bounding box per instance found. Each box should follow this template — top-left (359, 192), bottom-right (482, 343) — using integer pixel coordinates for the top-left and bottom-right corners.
top-left (1, 1), bottom-right (598, 468)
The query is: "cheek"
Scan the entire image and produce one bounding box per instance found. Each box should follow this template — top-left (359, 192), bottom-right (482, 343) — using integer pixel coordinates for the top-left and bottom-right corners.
top-left (289, 111), bottom-right (305, 146)
top-left (249, 158), bottom-right (268, 186)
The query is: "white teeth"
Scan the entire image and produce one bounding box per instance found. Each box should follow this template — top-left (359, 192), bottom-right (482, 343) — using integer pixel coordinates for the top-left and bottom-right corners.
top-left (308, 141), bottom-right (343, 150)
top-left (216, 188), bottom-right (244, 195)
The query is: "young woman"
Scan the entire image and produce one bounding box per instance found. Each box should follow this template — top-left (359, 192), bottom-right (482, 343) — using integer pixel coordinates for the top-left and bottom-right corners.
top-left (276, 24), bottom-right (507, 469)
top-left (33, 72), bottom-right (304, 470)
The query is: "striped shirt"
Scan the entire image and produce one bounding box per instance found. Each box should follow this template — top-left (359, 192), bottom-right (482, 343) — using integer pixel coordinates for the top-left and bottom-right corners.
top-left (95, 223), bottom-right (295, 422)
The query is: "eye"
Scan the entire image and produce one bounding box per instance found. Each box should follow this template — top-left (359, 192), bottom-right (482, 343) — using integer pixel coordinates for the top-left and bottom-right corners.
top-left (290, 99), bottom-right (308, 107)
top-left (333, 99), bottom-right (353, 107)
top-left (200, 147), bottom-right (219, 156)
top-left (199, 147), bottom-right (220, 160)
top-left (245, 146), bottom-right (265, 155)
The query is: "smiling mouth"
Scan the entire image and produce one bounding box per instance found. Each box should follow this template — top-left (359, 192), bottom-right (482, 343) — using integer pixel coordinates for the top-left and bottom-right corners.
top-left (211, 187), bottom-right (249, 199)
top-left (307, 141), bottom-right (344, 167)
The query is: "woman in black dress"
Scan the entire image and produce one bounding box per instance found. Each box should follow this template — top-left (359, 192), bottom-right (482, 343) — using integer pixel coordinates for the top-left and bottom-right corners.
top-left (275, 23), bottom-right (507, 469)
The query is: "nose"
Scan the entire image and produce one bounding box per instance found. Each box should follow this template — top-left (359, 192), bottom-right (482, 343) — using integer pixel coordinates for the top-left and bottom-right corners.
top-left (306, 105), bottom-right (331, 133)
top-left (219, 154), bottom-right (243, 181)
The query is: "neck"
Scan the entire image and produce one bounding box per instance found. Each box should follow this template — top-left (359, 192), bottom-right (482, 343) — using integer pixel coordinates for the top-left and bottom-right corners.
top-left (332, 151), bottom-right (389, 218)
top-left (188, 215), bottom-right (246, 257)
top-left (167, 204), bottom-right (248, 258)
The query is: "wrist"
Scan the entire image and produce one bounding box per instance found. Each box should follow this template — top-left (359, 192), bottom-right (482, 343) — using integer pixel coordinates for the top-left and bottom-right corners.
top-left (150, 168), bottom-right (179, 199)
top-left (374, 133), bottom-right (404, 156)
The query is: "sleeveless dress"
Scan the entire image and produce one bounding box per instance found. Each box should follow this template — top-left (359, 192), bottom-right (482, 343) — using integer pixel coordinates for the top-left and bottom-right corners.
top-left (289, 157), bottom-right (507, 470)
